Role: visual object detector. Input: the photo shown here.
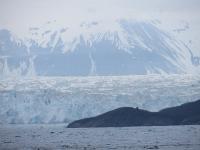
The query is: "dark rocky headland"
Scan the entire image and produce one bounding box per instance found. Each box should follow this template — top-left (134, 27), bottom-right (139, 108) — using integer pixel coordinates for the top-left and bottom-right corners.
top-left (68, 99), bottom-right (200, 128)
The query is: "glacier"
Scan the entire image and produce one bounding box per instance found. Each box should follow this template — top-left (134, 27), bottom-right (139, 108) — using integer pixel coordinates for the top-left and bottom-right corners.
top-left (0, 74), bottom-right (200, 124)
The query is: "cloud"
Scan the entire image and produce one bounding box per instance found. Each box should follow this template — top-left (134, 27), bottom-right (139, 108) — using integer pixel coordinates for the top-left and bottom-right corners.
top-left (0, 0), bottom-right (199, 32)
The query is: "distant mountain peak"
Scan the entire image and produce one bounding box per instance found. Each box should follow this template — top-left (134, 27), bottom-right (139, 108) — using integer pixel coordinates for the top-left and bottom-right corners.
top-left (0, 19), bottom-right (200, 77)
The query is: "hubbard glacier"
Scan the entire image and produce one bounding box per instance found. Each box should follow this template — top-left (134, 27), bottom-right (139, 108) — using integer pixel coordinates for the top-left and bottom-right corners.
top-left (0, 75), bottom-right (200, 124)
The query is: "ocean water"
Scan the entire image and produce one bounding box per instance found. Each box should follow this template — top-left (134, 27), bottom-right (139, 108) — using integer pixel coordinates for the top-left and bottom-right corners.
top-left (0, 124), bottom-right (200, 150)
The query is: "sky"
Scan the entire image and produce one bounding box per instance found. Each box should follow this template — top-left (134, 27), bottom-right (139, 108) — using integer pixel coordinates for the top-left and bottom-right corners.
top-left (0, 0), bottom-right (200, 29)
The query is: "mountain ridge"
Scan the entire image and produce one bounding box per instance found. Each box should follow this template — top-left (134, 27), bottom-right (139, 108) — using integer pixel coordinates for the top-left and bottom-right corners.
top-left (0, 20), bottom-right (200, 77)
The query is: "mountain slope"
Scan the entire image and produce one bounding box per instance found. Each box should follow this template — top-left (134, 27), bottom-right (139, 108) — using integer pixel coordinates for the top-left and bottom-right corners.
top-left (0, 20), bottom-right (199, 77)
top-left (159, 99), bottom-right (200, 124)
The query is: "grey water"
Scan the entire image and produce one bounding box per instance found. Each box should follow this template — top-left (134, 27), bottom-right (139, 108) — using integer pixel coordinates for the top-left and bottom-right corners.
top-left (0, 124), bottom-right (200, 150)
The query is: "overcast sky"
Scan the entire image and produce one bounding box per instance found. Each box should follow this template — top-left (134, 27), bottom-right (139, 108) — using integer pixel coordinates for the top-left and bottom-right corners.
top-left (0, 0), bottom-right (200, 32)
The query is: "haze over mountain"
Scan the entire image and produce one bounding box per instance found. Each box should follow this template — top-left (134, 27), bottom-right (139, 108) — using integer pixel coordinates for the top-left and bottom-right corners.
top-left (0, 0), bottom-right (200, 77)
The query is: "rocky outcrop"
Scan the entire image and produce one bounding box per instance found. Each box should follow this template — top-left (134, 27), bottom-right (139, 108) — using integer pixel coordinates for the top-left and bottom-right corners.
top-left (67, 100), bottom-right (200, 128)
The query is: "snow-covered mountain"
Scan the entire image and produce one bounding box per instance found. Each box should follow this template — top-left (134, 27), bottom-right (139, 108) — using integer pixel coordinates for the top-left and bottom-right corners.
top-left (0, 19), bottom-right (199, 77)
